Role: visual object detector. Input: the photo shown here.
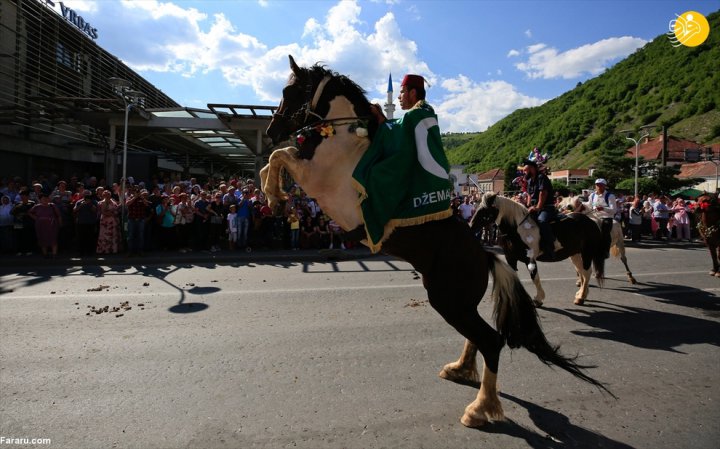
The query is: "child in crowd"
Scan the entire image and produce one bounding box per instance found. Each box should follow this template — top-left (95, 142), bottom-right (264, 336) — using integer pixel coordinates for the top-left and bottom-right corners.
top-left (288, 208), bottom-right (300, 250)
top-left (226, 204), bottom-right (238, 250)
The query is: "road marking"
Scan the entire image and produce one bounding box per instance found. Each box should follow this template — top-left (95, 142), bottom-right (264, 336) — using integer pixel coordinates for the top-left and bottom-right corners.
top-left (1, 270), bottom-right (713, 301)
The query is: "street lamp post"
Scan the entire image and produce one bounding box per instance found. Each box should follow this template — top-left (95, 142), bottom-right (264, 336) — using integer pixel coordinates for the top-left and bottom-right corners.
top-left (620, 125), bottom-right (654, 199)
top-left (108, 78), bottom-right (145, 238)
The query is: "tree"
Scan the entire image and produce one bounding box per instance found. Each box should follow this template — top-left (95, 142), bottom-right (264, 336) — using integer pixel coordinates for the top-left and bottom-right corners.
top-left (592, 148), bottom-right (636, 187)
top-left (615, 177), bottom-right (659, 196)
top-left (655, 165), bottom-right (697, 193)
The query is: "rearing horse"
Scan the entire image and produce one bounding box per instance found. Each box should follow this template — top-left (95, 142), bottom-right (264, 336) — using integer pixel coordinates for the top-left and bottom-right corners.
top-left (261, 56), bottom-right (610, 428)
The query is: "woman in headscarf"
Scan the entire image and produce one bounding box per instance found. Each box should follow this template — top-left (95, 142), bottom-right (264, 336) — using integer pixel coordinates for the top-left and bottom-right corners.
top-left (96, 189), bottom-right (120, 254)
top-left (28, 193), bottom-right (62, 257)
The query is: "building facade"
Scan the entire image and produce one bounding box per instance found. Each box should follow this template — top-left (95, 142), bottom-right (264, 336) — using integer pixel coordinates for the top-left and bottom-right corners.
top-left (0, 0), bottom-right (273, 187)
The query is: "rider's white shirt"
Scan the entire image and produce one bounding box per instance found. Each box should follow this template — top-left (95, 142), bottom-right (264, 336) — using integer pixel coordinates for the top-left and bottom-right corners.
top-left (582, 191), bottom-right (617, 220)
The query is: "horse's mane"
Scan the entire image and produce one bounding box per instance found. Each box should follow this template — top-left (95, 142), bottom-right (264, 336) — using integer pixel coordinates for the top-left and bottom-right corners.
top-left (481, 193), bottom-right (528, 226)
top-left (305, 63), bottom-right (373, 124)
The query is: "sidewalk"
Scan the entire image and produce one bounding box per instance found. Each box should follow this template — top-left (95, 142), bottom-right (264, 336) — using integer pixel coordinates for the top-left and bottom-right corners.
top-left (0, 247), bottom-right (376, 270)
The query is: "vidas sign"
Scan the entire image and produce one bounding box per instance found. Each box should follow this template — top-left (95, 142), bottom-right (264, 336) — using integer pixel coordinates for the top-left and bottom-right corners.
top-left (44, 0), bottom-right (98, 40)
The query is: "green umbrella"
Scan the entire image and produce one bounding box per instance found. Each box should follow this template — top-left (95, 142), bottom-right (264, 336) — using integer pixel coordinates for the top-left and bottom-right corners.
top-left (670, 187), bottom-right (704, 199)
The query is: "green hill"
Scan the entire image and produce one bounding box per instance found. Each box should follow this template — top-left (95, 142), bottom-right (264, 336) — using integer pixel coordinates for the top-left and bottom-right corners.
top-left (445, 10), bottom-right (720, 172)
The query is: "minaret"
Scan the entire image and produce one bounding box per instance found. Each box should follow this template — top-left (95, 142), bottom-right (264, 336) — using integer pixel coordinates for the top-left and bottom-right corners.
top-left (384, 73), bottom-right (395, 120)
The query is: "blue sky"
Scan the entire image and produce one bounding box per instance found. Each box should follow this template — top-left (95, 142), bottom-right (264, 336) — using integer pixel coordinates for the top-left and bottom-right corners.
top-left (56, 0), bottom-right (718, 132)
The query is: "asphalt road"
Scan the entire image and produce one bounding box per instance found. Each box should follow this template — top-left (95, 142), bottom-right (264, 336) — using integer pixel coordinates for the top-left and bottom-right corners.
top-left (0, 244), bottom-right (718, 449)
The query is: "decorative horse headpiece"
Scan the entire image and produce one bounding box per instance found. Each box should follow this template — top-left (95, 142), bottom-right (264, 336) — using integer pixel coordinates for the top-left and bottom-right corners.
top-left (266, 55), bottom-right (377, 150)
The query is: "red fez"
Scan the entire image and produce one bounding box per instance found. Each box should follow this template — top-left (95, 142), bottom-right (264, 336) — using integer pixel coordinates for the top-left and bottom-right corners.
top-left (401, 74), bottom-right (425, 90)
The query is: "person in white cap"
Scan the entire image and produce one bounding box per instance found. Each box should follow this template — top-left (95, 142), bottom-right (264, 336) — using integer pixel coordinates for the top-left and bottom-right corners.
top-left (583, 178), bottom-right (616, 258)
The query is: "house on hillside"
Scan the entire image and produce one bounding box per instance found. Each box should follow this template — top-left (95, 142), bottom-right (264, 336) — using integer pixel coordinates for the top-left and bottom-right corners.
top-left (473, 168), bottom-right (504, 194)
top-left (625, 134), bottom-right (706, 165)
top-left (547, 169), bottom-right (592, 185)
top-left (677, 143), bottom-right (720, 193)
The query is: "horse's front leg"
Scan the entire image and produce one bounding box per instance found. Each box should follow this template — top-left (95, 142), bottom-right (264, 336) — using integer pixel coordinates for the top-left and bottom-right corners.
top-left (526, 259), bottom-right (545, 307)
top-left (570, 254), bottom-right (589, 305)
top-left (439, 340), bottom-right (480, 387)
top-left (260, 147), bottom-right (302, 208)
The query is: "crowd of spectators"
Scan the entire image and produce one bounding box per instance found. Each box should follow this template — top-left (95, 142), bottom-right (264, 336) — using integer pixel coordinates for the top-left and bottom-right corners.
top-left (1, 172), bottom-right (712, 259)
top-left (452, 188), bottom-right (711, 245)
top-left (0, 173), bottom-right (358, 258)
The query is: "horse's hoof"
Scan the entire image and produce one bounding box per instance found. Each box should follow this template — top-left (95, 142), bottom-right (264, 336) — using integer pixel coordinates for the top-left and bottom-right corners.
top-left (710, 271), bottom-right (718, 276)
top-left (715, 272), bottom-right (720, 278)
top-left (460, 398), bottom-right (504, 428)
top-left (629, 276), bottom-right (637, 285)
top-left (574, 297), bottom-right (585, 305)
top-left (439, 364), bottom-right (480, 388)
top-left (532, 299), bottom-right (544, 308)
top-left (460, 411), bottom-right (488, 428)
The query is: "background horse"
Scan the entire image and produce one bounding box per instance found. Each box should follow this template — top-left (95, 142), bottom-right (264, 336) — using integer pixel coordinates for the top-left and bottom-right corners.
top-left (559, 195), bottom-right (637, 285)
top-left (260, 55), bottom-right (610, 428)
top-left (695, 194), bottom-right (720, 277)
top-left (472, 193), bottom-right (606, 306)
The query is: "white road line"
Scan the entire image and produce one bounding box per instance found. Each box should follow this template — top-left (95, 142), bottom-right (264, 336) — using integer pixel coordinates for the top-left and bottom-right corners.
top-left (2, 273), bottom-right (717, 301)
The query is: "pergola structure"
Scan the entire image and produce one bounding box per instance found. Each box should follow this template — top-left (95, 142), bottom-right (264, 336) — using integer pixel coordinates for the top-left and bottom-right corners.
top-left (63, 99), bottom-right (278, 183)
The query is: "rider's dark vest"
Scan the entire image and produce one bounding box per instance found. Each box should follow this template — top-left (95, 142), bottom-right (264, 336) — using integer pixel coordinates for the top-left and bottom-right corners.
top-left (527, 173), bottom-right (554, 207)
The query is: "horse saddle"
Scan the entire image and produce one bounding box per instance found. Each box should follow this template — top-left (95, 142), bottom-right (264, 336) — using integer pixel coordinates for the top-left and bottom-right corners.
top-left (516, 216), bottom-right (563, 259)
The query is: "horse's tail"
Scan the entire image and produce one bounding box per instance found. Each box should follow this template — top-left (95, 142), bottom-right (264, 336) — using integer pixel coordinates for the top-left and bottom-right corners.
top-left (486, 252), bottom-right (614, 397)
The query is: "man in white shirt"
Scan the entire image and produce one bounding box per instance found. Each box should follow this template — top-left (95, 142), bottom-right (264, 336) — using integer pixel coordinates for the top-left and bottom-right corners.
top-left (583, 178), bottom-right (616, 219)
top-left (583, 178), bottom-right (616, 258)
top-left (458, 195), bottom-right (475, 222)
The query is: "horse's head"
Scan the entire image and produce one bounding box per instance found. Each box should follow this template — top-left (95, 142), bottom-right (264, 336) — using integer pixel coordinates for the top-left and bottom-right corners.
top-left (266, 55), bottom-right (376, 147)
top-left (470, 193), bottom-right (500, 232)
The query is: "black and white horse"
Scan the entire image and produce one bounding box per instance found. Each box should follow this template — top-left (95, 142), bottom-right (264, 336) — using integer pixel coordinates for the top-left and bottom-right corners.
top-left (471, 193), bottom-right (606, 306)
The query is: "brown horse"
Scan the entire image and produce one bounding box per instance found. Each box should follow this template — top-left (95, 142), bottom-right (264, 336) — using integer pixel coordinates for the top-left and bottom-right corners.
top-left (261, 56), bottom-right (610, 428)
top-left (695, 194), bottom-right (720, 277)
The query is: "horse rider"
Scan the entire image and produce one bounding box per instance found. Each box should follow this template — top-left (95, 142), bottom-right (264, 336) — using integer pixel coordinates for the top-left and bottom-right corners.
top-left (523, 159), bottom-right (556, 259)
top-left (355, 74), bottom-right (452, 249)
top-left (583, 178), bottom-right (616, 258)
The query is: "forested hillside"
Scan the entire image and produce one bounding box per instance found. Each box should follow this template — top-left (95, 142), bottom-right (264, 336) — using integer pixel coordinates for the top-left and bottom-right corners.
top-left (445, 10), bottom-right (720, 172)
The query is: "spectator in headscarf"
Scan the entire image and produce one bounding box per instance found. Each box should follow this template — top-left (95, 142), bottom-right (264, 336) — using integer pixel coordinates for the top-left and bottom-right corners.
top-left (28, 193), bottom-right (62, 258)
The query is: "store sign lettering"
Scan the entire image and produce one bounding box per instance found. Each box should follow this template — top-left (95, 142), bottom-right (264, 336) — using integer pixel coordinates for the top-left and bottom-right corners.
top-left (44, 1), bottom-right (98, 40)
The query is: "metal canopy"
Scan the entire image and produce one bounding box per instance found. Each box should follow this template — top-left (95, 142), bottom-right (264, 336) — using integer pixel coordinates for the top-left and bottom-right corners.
top-left (30, 96), bottom-right (277, 174)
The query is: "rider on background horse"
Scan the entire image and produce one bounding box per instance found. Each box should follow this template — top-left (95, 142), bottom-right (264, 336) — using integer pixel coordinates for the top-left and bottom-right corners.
top-left (582, 178), bottom-right (616, 258)
top-left (522, 159), bottom-right (556, 258)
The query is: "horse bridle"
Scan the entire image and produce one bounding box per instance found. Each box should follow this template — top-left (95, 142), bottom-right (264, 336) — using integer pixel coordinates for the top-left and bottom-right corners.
top-left (274, 73), bottom-right (369, 138)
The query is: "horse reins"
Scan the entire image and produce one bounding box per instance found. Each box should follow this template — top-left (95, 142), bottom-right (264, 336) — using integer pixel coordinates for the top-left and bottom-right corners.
top-left (305, 75), bottom-right (332, 122)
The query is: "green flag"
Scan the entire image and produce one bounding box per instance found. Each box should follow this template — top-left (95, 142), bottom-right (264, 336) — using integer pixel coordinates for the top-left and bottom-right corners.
top-left (352, 101), bottom-right (453, 252)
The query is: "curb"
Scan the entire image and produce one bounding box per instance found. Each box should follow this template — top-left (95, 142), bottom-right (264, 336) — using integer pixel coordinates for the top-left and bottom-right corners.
top-left (0, 248), bottom-right (378, 270)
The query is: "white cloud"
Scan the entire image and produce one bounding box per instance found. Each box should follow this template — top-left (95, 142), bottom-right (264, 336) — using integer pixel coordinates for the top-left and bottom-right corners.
top-left (524, 29), bottom-right (532, 38)
top-left (507, 49), bottom-right (520, 57)
top-left (515, 36), bottom-right (647, 79)
top-left (98, 0), bottom-right (434, 103)
top-left (435, 75), bottom-right (546, 132)
top-left (94, 0), bottom-right (548, 132)
top-left (66, 0), bottom-right (98, 13)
